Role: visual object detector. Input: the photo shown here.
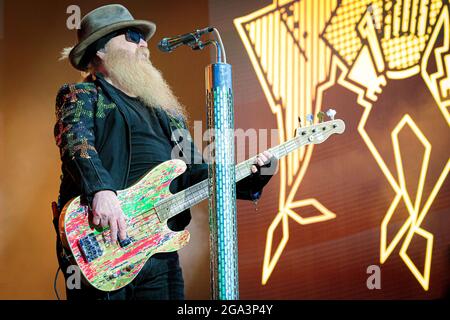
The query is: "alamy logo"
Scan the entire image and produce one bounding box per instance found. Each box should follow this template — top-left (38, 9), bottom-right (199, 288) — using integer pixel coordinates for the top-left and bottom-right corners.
top-left (66, 265), bottom-right (81, 290)
top-left (66, 5), bottom-right (81, 30)
top-left (366, 265), bottom-right (381, 290)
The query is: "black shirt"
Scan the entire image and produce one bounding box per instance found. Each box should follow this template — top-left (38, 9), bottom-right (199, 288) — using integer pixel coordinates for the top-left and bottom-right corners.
top-left (117, 92), bottom-right (174, 186)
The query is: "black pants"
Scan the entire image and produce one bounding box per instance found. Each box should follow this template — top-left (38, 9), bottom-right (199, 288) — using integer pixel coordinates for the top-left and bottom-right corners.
top-left (59, 249), bottom-right (185, 300)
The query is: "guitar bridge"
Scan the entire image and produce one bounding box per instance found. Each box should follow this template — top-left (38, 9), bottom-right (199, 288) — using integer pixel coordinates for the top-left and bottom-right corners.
top-left (79, 233), bottom-right (103, 263)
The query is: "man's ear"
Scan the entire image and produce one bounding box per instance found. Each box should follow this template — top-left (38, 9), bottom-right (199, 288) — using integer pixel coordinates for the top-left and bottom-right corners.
top-left (96, 49), bottom-right (106, 61)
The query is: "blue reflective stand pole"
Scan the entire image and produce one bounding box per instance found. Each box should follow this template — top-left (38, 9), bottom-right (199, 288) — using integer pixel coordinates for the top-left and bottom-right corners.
top-left (158, 27), bottom-right (238, 299)
top-left (204, 29), bottom-right (239, 300)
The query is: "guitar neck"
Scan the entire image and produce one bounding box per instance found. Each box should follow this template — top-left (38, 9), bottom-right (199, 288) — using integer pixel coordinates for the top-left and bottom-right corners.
top-left (155, 119), bottom-right (343, 221)
top-left (156, 130), bottom-right (308, 222)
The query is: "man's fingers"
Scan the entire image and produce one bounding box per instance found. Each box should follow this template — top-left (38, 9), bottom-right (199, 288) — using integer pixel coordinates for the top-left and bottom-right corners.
top-left (117, 215), bottom-right (128, 241)
top-left (92, 215), bottom-right (100, 226)
top-left (253, 153), bottom-right (270, 172)
top-left (266, 151), bottom-right (278, 170)
top-left (253, 151), bottom-right (278, 174)
top-left (263, 151), bottom-right (272, 159)
top-left (100, 216), bottom-right (109, 228)
top-left (257, 153), bottom-right (269, 165)
top-left (256, 155), bottom-right (265, 166)
top-left (109, 217), bottom-right (118, 242)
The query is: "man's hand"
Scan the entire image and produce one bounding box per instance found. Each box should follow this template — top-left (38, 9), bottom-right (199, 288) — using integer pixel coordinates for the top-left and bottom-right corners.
top-left (92, 190), bottom-right (128, 242)
top-left (251, 151), bottom-right (278, 175)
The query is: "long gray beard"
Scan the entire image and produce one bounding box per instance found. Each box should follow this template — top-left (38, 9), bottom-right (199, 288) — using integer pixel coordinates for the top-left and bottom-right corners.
top-left (103, 47), bottom-right (186, 118)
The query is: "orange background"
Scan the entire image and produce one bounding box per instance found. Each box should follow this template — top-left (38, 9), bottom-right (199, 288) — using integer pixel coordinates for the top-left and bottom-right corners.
top-left (0, 0), bottom-right (211, 299)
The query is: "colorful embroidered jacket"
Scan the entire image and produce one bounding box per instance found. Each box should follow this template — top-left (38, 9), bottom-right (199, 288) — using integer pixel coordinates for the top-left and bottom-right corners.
top-left (54, 73), bottom-right (272, 230)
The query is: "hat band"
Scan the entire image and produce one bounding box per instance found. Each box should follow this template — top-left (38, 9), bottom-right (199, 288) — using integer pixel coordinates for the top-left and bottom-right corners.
top-left (79, 28), bottom-right (129, 69)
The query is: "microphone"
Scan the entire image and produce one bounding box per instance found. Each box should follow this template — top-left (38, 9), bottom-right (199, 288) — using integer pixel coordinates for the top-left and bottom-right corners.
top-left (158, 27), bottom-right (214, 52)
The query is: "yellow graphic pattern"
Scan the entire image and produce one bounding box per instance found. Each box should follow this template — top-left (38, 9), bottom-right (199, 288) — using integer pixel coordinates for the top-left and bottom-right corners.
top-left (235, 0), bottom-right (449, 290)
top-left (235, 0), bottom-right (339, 285)
top-left (320, 0), bottom-right (449, 290)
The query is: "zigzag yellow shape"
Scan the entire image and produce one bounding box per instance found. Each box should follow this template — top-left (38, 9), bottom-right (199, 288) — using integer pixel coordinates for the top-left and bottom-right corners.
top-left (381, 115), bottom-right (432, 290)
top-left (261, 199), bottom-right (336, 284)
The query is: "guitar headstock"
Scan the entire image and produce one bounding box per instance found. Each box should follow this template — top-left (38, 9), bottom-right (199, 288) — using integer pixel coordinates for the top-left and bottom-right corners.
top-left (294, 109), bottom-right (346, 144)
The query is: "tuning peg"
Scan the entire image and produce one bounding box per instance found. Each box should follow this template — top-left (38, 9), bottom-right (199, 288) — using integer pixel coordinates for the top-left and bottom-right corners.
top-left (317, 111), bottom-right (326, 123)
top-left (306, 114), bottom-right (314, 125)
top-left (326, 109), bottom-right (336, 120)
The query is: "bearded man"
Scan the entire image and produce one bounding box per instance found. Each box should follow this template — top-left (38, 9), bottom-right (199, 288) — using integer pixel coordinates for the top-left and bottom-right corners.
top-left (54, 4), bottom-right (277, 300)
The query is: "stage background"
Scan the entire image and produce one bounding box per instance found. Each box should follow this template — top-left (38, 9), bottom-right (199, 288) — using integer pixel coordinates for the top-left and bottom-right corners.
top-left (210, 0), bottom-right (450, 299)
top-left (0, 0), bottom-right (449, 299)
top-left (0, 0), bottom-right (211, 300)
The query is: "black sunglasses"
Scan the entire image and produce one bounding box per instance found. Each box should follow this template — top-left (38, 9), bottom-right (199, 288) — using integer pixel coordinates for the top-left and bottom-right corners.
top-left (124, 29), bottom-right (145, 44)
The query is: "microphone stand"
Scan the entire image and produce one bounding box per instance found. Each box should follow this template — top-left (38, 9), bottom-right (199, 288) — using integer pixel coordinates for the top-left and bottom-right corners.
top-left (192, 28), bottom-right (239, 300)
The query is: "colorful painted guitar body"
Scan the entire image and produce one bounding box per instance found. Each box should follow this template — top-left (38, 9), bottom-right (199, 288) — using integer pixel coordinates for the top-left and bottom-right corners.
top-left (59, 159), bottom-right (190, 292)
top-left (59, 118), bottom-right (345, 292)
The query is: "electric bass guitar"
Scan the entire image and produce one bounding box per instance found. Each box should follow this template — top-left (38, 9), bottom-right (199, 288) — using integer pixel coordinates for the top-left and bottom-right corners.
top-left (59, 117), bottom-right (345, 291)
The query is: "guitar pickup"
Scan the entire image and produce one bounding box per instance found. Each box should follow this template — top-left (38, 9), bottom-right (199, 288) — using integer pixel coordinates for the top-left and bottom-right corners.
top-left (79, 233), bottom-right (103, 263)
